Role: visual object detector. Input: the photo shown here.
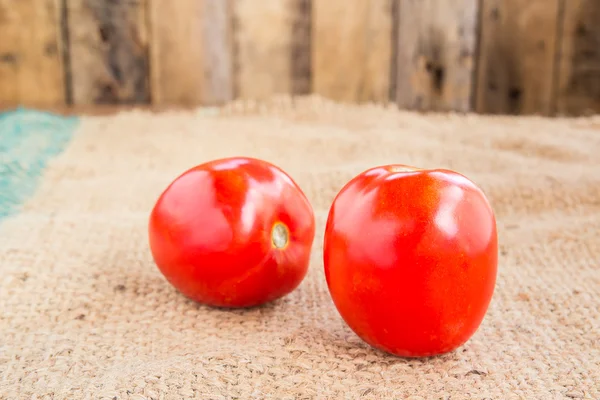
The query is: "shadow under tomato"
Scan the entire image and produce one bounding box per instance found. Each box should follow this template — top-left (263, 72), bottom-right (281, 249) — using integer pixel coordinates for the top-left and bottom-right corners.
top-left (179, 290), bottom-right (293, 316)
top-left (280, 322), bottom-right (466, 373)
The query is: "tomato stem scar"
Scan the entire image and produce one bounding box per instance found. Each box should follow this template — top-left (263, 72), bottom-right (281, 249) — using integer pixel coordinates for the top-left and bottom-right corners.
top-left (271, 222), bottom-right (289, 249)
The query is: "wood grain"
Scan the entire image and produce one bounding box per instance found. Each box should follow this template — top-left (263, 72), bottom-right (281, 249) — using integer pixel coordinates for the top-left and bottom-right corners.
top-left (201, 0), bottom-right (234, 105)
top-left (233, 0), bottom-right (311, 100)
top-left (475, 0), bottom-right (561, 115)
top-left (395, 0), bottom-right (478, 112)
top-left (67, 0), bottom-right (150, 105)
top-left (312, 0), bottom-right (393, 103)
top-left (150, 0), bottom-right (233, 105)
top-left (291, 0), bottom-right (311, 95)
top-left (0, 0), bottom-right (65, 106)
top-left (555, 0), bottom-right (600, 116)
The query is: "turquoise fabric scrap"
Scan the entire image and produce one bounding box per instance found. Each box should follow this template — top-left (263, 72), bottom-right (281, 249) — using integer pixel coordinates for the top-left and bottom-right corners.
top-left (0, 108), bottom-right (79, 222)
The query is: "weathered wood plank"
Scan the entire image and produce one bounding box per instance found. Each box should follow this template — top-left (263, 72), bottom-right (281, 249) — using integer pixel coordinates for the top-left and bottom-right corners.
top-left (312, 0), bottom-right (392, 103)
top-left (291, 0), bottom-right (311, 95)
top-left (67, 0), bottom-right (150, 105)
top-left (555, 0), bottom-right (600, 116)
top-left (0, 0), bottom-right (65, 106)
top-left (233, 0), bottom-right (310, 100)
top-left (475, 0), bottom-right (561, 115)
top-left (202, 0), bottom-right (234, 105)
top-left (149, 0), bottom-right (233, 105)
top-left (149, 0), bottom-right (203, 105)
top-left (394, 0), bottom-right (478, 112)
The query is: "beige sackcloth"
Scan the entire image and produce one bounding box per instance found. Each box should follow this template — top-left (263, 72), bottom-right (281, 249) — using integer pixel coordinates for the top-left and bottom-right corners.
top-left (1, 97), bottom-right (599, 399)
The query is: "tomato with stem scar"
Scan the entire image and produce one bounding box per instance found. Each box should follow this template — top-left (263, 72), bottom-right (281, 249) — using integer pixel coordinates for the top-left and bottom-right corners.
top-left (149, 157), bottom-right (315, 308)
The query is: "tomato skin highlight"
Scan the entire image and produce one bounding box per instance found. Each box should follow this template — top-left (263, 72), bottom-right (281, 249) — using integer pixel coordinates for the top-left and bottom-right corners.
top-left (148, 157), bottom-right (315, 308)
top-left (323, 165), bottom-right (498, 357)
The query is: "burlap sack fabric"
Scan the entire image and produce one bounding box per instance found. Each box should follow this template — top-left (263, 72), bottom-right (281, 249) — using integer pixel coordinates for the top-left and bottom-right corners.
top-left (1, 97), bottom-right (599, 399)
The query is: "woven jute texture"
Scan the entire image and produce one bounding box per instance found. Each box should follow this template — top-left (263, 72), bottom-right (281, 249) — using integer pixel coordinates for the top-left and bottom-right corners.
top-left (1, 97), bottom-right (599, 399)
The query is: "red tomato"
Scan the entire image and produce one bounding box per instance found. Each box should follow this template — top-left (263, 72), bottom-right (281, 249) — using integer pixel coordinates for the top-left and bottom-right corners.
top-left (148, 157), bottom-right (315, 308)
top-left (323, 165), bottom-right (498, 357)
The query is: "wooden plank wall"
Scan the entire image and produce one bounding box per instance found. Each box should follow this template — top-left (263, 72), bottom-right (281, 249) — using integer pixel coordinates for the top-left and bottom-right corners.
top-left (475, 0), bottom-right (561, 115)
top-left (0, 0), bottom-right (65, 107)
top-left (555, 0), bottom-right (600, 115)
top-left (0, 0), bottom-right (598, 116)
top-left (233, 0), bottom-right (311, 100)
top-left (312, 0), bottom-right (393, 103)
top-left (67, 0), bottom-right (150, 105)
top-left (394, 0), bottom-right (479, 112)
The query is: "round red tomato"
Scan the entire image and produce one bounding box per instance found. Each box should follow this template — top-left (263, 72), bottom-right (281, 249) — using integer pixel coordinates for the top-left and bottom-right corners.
top-left (148, 157), bottom-right (315, 308)
top-left (323, 165), bottom-right (498, 357)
